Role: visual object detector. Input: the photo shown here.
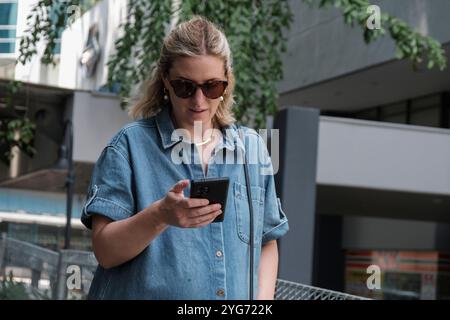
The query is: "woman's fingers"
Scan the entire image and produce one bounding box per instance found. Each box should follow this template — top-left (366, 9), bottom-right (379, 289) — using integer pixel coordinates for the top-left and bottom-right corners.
top-left (189, 210), bottom-right (222, 228)
top-left (161, 194), bottom-right (220, 227)
top-left (186, 203), bottom-right (221, 218)
top-left (169, 179), bottom-right (190, 194)
top-left (182, 198), bottom-right (209, 208)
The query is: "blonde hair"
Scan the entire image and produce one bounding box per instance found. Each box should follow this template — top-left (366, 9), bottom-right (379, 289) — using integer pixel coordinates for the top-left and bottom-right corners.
top-left (128, 16), bottom-right (236, 127)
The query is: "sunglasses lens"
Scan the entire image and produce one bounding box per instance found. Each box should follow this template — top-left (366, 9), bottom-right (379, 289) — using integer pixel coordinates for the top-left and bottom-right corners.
top-left (170, 80), bottom-right (196, 98)
top-left (202, 81), bottom-right (227, 99)
top-left (169, 80), bottom-right (228, 99)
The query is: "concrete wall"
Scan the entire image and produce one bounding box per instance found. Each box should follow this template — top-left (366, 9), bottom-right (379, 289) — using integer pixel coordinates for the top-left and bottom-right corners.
top-left (72, 91), bottom-right (131, 162)
top-left (317, 116), bottom-right (450, 195)
top-left (279, 0), bottom-right (450, 94)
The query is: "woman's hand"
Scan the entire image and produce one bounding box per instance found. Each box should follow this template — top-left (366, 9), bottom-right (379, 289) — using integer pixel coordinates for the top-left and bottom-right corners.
top-left (155, 179), bottom-right (222, 228)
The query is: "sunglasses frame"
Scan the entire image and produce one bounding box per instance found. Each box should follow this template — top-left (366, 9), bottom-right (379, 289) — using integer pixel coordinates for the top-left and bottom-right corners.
top-left (168, 78), bottom-right (228, 99)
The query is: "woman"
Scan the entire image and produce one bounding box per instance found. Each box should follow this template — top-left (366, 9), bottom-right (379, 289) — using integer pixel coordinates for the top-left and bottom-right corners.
top-left (81, 16), bottom-right (289, 300)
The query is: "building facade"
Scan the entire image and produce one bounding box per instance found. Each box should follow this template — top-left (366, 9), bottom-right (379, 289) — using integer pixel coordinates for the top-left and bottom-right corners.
top-left (277, 0), bottom-right (450, 299)
top-left (0, 0), bottom-right (129, 251)
top-left (0, 0), bottom-right (449, 299)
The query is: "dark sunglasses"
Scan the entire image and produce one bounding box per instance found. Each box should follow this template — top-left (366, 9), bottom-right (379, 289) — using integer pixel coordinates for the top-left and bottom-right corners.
top-left (169, 79), bottom-right (228, 99)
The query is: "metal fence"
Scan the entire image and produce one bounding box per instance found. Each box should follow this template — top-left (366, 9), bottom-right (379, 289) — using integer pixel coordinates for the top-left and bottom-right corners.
top-left (275, 279), bottom-right (370, 300)
top-left (1, 235), bottom-right (369, 300)
top-left (0, 234), bottom-right (96, 299)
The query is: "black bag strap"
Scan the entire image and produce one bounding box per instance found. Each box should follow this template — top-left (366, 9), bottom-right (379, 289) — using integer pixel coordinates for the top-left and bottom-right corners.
top-left (238, 126), bottom-right (254, 301)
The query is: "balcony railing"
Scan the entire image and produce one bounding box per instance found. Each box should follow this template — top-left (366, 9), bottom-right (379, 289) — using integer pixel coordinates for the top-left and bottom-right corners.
top-left (0, 234), bottom-right (368, 300)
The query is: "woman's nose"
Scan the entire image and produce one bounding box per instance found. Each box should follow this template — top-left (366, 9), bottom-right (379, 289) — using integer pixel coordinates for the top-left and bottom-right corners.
top-left (192, 86), bottom-right (207, 103)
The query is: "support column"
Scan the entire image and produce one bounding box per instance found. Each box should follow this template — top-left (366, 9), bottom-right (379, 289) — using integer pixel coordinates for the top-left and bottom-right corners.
top-left (274, 106), bottom-right (319, 285)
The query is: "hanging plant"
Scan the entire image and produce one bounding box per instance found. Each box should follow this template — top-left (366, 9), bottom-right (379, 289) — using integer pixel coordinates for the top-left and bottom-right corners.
top-left (0, 81), bottom-right (36, 166)
top-left (16, 0), bottom-right (447, 130)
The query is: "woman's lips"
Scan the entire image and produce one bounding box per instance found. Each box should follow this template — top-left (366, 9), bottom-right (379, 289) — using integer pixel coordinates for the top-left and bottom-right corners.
top-left (189, 108), bottom-right (207, 113)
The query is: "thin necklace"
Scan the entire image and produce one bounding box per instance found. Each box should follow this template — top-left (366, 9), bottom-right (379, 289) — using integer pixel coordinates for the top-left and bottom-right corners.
top-left (195, 129), bottom-right (214, 146)
top-left (169, 109), bottom-right (216, 146)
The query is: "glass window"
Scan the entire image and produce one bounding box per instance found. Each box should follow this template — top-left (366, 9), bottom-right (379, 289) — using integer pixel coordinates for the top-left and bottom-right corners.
top-left (351, 93), bottom-right (445, 128)
top-left (354, 108), bottom-right (379, 121)
top-left (410, 107), bottom-right (440, 127)
top-left (410, 94), bottom-right (441, 110)
top-left (0, 42), bottom-right (15, 53)
top-left (410, 94), bottom-right (441, 127)
top-left (0, 2), bottom-right (18, 25)
top-left (0, 2), bottom-right (17, 54)
top-left (0, 28), bottom-right (15, 38)
top-left (381, 102), bottom-right (407, 124)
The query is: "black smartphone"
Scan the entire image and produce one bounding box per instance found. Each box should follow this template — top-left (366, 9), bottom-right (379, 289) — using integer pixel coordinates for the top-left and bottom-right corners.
top-left (190, 177), bottom-right (230, 223)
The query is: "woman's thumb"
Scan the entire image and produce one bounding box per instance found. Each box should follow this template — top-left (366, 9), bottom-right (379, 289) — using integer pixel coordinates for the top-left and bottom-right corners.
top-left (170, 179), bottom-right (189, 193)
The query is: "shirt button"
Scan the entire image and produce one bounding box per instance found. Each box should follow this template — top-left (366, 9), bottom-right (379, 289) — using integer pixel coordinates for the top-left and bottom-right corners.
top-left (216, 250), bottom-right (223, 257)
top-left (216, 289), bottom-right (225, 297)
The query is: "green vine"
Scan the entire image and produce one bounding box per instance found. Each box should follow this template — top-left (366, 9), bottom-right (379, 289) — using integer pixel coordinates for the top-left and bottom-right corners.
top-left (17, 0), bottom-right (294, 128)
top-left (0, 271), bottom-right (30, 300)
top-left (18, 0), bottom-right (99, 66)
top-left (0, 81), bottom-right (36, 166)
top-left (2, 0), bottom-right (100, 166)
top-left (16, 0), bottom-right (447, 129)
top-left (304, 0), bottom-right (447, 70)
top-left (106, 0), bottom-right (174, 107)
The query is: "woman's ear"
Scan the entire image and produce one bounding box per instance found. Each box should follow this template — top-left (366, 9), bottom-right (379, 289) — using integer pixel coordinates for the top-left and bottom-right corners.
top-left (162, 71), bottom-right (171, 88)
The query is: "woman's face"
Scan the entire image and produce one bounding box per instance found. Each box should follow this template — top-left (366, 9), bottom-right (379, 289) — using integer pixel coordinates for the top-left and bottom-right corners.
top-left (163, 55), bottom-right (227, 129)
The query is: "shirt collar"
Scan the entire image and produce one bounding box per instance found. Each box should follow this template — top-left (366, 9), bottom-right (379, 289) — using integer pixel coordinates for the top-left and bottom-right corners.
top-left (155, 106), bottom-right (245, 152)
top-left (155, 106), bottom-right (180, 149)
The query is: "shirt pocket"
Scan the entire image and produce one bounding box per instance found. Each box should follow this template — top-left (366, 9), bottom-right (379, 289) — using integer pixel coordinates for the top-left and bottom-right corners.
top-left (233, 181), bottom-right (265, 245)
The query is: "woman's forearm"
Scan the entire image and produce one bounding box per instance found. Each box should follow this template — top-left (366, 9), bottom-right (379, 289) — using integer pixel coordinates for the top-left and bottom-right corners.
top-left (257, 240), bottom-right (279, 300)
top-left (92, 200), bottom-right (168, 269)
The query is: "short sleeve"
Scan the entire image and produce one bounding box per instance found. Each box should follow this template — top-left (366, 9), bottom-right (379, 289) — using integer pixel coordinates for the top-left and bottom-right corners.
top-left (261, 172), bottom-right (289, 245)
top-left (81, 146), bottom-right (135, 229)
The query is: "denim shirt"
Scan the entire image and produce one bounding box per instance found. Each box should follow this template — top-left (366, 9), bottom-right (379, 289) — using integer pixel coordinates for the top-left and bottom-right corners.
top-left (81, 106), bottom-right (289, 300)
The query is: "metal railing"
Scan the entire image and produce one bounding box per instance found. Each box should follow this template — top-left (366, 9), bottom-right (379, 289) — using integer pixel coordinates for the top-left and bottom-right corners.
top-left (0, 234), bottom-right (96, 299)
top-left (275, 279), bottom-right (370, 300)
top-left (1, 235), bottom-right (369, 300)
